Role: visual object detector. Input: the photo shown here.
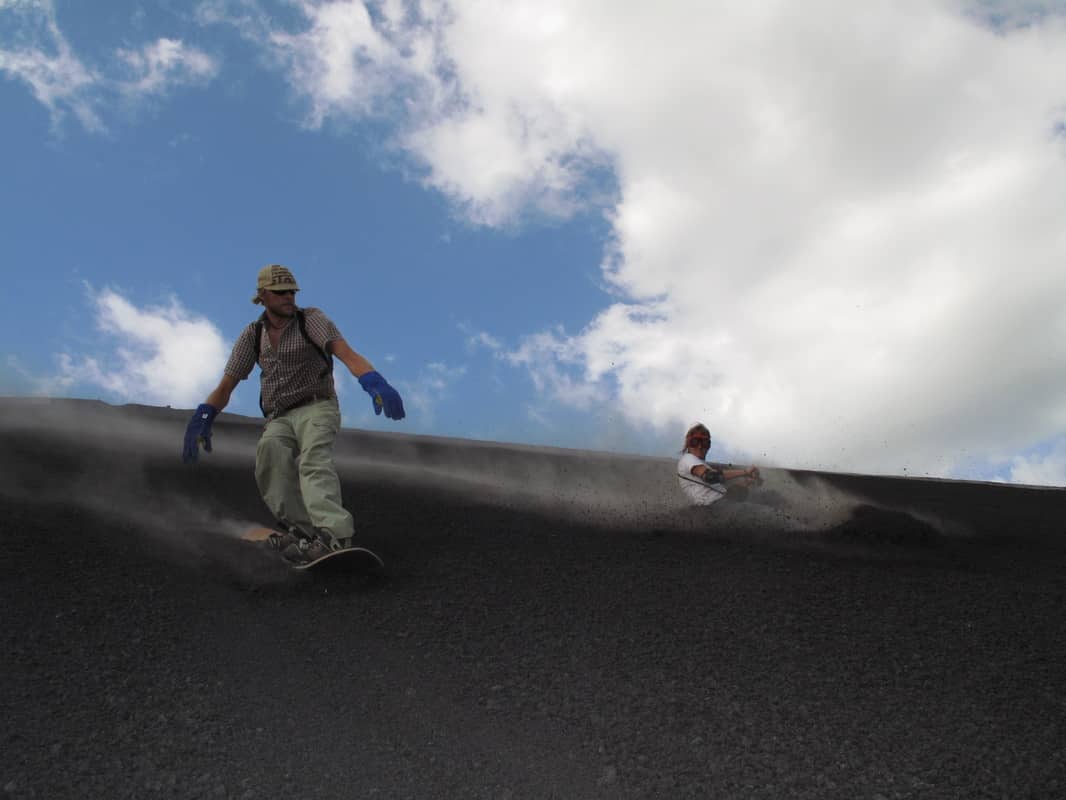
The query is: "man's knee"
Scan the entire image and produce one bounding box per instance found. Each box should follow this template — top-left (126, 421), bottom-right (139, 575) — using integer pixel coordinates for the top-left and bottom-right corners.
top-left (257, 429), bottom-right (296, 460)
top-left (298, 450), bottom-right (339, 483)
top-left (295, 429), bottom-right (335, 463)
top-left (256, 434), bottom-right (298, 483)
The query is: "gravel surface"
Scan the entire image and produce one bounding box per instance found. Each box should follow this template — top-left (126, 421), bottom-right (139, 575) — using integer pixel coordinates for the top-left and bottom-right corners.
top-left (2, 399), bottom-right (1065, 799)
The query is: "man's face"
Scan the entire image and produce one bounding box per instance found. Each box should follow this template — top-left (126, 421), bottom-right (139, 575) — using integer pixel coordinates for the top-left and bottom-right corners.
top-left (261, 288), bottom-right (297, 316)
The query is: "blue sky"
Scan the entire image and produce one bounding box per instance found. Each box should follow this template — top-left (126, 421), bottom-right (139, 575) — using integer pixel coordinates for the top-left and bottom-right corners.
top-left (2, 0), bottom-right (1066, 486)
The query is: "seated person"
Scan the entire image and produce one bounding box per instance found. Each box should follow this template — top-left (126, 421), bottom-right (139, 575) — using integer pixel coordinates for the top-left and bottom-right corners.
top-left (677, 423), bottom-right (760, 506)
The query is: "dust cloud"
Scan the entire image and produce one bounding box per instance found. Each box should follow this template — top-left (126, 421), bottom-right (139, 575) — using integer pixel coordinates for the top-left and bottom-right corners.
top-left (0, 398), bottom-right (972, 567)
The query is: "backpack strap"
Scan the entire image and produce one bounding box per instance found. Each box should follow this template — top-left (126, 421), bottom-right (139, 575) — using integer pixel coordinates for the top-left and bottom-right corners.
top-left (250, 317), bottom-right (265, 365)
top-left (248, 316), bottom-right (267, 416)
top-left (295, 309), bottom-right (333, 377)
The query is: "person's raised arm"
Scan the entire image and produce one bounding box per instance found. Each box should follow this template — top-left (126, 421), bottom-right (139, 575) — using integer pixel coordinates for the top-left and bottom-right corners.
top-left (719, 465), bottom-right (760, 483)
top-left (691, 463), bottom-right (759, 483)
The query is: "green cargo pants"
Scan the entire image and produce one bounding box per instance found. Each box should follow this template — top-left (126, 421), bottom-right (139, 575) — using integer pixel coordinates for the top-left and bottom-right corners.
top-left (254, 397), bottom-right (354, 540)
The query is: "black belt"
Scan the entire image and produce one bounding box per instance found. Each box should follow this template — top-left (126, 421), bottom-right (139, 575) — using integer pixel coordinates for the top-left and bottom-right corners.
top-left (277, 393), bottom-right (333, 415)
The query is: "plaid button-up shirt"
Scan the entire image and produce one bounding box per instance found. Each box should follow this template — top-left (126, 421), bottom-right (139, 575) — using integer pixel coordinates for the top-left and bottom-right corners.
top-left (224, 307), bottom-right (343, 417)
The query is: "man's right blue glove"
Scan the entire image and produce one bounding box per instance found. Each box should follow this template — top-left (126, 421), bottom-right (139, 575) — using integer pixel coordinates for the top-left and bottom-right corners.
top-left (183, 403), bottom-right (218, 463)
top-left (358, 371), bottom-right (405, 420)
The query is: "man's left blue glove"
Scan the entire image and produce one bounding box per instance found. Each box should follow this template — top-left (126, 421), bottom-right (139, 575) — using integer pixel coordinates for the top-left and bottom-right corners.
top-left (183, 403), bottom-right (219, 463)
top-left (358, 371), bottom-right (405, 420)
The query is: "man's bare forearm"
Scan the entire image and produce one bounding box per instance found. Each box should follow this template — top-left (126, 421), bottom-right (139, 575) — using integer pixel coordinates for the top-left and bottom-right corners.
top-left (344, 352), bottom-right (375, 378)
top-left (204, 375), bottom-right (239, 412)
top-left (329, 338), bottom-right (375, 378)
top-left (721, 467), bottom-right (755, 481)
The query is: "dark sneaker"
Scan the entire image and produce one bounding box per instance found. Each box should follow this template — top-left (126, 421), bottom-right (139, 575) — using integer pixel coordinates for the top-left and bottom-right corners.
top-left (267, 530), bottom-right (302, 553)
top-left (279, 541), bottom-right (309, 564)
top-left (266, 528), bottom-right (311, 564)
top-left (314, 529), bottom-right (347, 550)
top-left (304, 538), bottom-right (332, 562)
top-left (305, 529), bottom-right (354, 561)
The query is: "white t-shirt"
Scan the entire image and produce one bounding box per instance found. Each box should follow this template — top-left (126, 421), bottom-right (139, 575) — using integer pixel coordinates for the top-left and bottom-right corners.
top-left (677, 452), bottom-right (727, 506)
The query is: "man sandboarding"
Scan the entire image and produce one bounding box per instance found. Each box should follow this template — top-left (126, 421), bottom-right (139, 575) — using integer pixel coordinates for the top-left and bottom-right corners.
top-left (677, 423), bottom-right (761, 506)
top-left (182, 264), bottom-right (404, 567)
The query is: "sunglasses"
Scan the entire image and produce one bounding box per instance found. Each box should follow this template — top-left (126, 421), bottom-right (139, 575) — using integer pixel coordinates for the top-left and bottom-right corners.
top-left (688, 436), bottom-right (711, 448)
top-left (267, 289), bottom-right (296, 296)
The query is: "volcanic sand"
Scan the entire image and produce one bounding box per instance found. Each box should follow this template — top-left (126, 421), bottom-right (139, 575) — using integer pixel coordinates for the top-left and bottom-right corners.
top-left (2, 398), bottom-right (1064, 798)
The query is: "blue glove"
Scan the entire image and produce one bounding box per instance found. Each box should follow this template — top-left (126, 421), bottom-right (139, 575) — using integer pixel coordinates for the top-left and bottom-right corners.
top-left (358, 371), bottom-right (405, 420)
top-left (183, 403), bottom-right (219, 463)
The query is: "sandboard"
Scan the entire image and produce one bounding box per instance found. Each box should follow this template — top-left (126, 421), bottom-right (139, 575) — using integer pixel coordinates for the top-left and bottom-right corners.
top-left (242, 527), bottom-right (384, 572)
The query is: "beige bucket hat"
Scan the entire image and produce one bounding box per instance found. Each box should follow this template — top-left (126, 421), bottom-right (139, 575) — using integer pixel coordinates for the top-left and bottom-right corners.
top-left (252, 264), bottom-right (300, 304)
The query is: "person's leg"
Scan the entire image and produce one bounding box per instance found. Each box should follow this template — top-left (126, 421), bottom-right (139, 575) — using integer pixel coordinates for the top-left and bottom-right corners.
top-left (255, 415), bottom-right (315, 534)
top-left (289, 398), bottom-right (355, 543)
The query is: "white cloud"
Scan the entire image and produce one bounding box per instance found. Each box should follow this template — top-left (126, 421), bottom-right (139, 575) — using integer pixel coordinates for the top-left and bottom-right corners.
top-left (115, 38), bottom-right (218, 97)
top-left (200, 0), bottom-right (427, 124)
top-left (504, 326), bottom-right (602, 410)
top-left (5, 354), bottom-right (72, 396)
top-left (400, 360), bottom-right (467, 423)
top-left (199, 1), bottom-right (1066, 478)
top-left (1005, 439), bottom-right (1066, 487)
top-left (0, 1), bottom-right (217, 130)
top-left (459, 323), bottom-right (503, 354)
top-left (267, 0), bottom-right (408, 125)
top-left (56, 288), bottom-right (229, 408)
top-left (0, 0), bottom-right (102, 130)
top-left (198, 0), bottom-right (609, 224)
top-left (967, 0), bottom-right (1066, 30)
